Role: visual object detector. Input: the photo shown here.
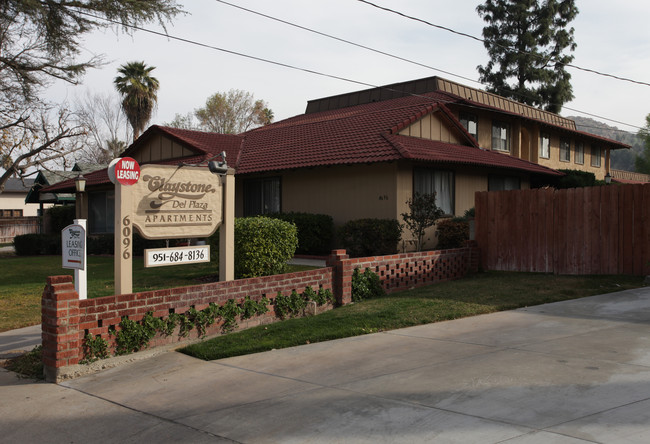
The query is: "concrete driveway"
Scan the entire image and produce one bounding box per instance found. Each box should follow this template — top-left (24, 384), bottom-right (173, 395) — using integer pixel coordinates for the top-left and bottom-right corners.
top-left (2, 287), bottom-right (650, 443)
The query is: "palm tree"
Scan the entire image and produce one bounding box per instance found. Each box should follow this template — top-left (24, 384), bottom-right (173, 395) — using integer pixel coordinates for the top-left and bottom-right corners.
top-left (114, 61), bottom-right (160, 141)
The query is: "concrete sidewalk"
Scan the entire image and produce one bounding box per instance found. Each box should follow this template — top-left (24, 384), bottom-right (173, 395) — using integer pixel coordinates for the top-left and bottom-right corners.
top-left (2, 287), bottom-right (650, 443)
top-left (0, 324), bottom-right (40, 359)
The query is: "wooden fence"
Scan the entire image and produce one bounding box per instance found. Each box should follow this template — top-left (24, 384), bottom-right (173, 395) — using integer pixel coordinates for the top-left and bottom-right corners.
top-left (0, 217), bottom-right (39, 243)
top-left (475, 184), bottom-right (650, 276)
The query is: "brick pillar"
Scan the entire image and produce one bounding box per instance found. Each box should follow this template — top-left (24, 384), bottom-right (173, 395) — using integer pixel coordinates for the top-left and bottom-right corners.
top-left (42, 275), bottom-right (81, 383)
top-left (326, 249), bottom-right (351, 306)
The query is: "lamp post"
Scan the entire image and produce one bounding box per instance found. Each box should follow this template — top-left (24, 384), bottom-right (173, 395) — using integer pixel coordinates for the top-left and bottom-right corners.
top-left (605, 172), bottom-right (612, 185)
top-left (75, 174), bottom-right (86, 219)
top-left (72, 174), bottom-right (87, 300)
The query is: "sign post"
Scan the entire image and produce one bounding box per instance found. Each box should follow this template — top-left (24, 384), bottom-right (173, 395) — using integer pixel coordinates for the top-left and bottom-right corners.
top-left (110, 161), bottom-right (230, 295)
top-left (62, 220), bottom-right (87, 300)
top-left (109, 157), bottom-right (140, 295)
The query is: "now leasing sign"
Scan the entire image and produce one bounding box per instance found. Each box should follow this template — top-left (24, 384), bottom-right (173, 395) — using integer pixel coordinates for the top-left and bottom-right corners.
top-left (130, 164), bottom-right (222, 239)
top-left (109, 157), bottom-right (141, 186)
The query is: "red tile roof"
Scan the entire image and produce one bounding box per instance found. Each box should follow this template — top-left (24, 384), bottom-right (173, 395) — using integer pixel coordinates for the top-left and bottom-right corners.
top-left (237, 91), bottom-right (559, 176)
top-left (386, 135), bottom-right (562, 176)
top-left (238, 92), bottom-right (466, 174)
top-left (124, 125), bottom-right (243, 165)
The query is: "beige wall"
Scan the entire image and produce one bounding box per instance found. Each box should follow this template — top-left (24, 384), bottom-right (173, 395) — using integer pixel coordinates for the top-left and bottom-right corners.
top-left (534, 133), bottom-right (608, 179)
top-left (398, 113), bottom-right (463, 144)
top-left (448, 107), bottom-right (610, 180)
top-left (0, 193), bottom-right (41, 217)
top-left (236, 163), bottom-right (401, 225)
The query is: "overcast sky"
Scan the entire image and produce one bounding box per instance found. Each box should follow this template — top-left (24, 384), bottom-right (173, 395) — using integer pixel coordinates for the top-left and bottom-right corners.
top-left (48, 0), bottom-right (650, 134)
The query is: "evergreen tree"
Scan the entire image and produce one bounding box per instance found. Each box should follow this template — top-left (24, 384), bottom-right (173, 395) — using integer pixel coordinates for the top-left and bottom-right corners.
top-left (476, 0), bottom-right (578, 113)
top-left (634, 114), bottom-right (650, 174)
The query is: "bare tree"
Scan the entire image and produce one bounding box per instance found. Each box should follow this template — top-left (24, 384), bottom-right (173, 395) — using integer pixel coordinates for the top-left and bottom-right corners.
top-left (0, 1), bottom-right (183, 192)
top-left (0, 106), bottom-right (87, 192)
top-left (74, 90), bottom-right (131, 164)
top-left (195, 90), bottom-right (274, 134)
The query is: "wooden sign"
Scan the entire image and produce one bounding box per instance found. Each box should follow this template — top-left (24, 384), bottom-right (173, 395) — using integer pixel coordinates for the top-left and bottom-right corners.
top-left (130, 164), bottom-right (222, 239)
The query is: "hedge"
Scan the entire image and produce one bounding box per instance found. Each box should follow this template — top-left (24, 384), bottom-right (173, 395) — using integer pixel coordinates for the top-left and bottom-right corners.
top-left (267, 212), bottom-right (333, 255)
top-left (338, 218), bottom-right (402, 257)
top-left (234, 217), bottom-right (298, 279)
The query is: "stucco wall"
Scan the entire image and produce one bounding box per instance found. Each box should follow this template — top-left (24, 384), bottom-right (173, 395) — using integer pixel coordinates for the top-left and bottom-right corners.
top-left (0, 193), bottom-right (41, 217)
top-left (280, 162), bottom-right (400, 225)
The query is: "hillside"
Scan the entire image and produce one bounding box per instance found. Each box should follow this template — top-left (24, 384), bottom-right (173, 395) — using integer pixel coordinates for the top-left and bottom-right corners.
top-left (566, 116), bottom-right (643, 172)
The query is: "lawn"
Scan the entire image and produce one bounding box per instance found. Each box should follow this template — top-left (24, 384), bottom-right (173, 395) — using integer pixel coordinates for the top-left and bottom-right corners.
top-left (0, 254), bottom-right (312, 332)
top-left (180, 272), bottom-right (643, 361)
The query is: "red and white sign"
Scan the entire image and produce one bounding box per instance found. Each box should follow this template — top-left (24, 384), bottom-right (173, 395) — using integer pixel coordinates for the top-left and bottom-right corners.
top-left (109, 157), bottom-right (141, 186)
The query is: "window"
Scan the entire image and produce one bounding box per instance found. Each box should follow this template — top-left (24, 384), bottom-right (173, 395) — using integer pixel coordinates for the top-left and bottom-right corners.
top-left (591, 145), bottom-right (601, 167)
top-left (560, 139), bottom-right (570, 162)
top-left (459, 112), bottom-right (478, 140)
top-left (88, 190), bottom-right (115, 234)
top-left (414, 169), bottom-right (455, 215)
top-left (244, 177), bottom-right (281, 216)
top-left (488, 175), bottom-right (521, 191)
top-left (575, 141), bottom-right (584, 164)
top-left (0, 209), bottom-right (22, 217)
top-left (539, 133), bottom-right (550, 159)
top-left (491, 121), bottom-right (510, 152)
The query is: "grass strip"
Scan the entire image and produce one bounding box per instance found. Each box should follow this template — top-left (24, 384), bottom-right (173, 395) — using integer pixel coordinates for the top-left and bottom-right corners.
top-left (180, 272), bottom-right (643, 361)
top-left (0, 254), bottom-right (313, 332)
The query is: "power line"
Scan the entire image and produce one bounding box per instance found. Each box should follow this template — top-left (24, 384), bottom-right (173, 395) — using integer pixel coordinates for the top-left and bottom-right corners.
top-left (213, 0), bottom-right (644, 132)
top-left (213, 0), bottom-right (480, 87)
top-left (357, 0), bottom-right (650, 88)
top-left (73, 6), bottom-right (643, 132)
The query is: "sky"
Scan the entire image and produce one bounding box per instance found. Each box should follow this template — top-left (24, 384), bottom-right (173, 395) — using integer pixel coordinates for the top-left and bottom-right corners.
top-left (47, 0), bottom-right (650, 134)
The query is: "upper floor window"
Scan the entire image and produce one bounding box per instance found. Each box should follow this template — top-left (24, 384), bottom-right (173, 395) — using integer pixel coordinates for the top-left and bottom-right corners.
top-left (244, 177), bottom-right (281, 216)
top-left (459, 112), bottom-right (478, 140)
top-left (560, 139), bottom-right (571, 162)
top-left (591, 145), bottom-right (602, 167)
top-left (575, 141), bottom-right (584, 164)
top-left (539, 133), bottom-right (550, 159)
top-left (414, 168), bottom-right (455, 215)
top-left (491, 121), bottom-right (510, 152)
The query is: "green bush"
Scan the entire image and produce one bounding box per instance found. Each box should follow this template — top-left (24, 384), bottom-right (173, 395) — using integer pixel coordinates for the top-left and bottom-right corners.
top-left (351, 268), bottom-right (385, 302)
top-left (267, 212), bottom-right (334, 255)
top-left (436, 219), bottom-right (469, 250)
top-left (338, 218), bottom-right (402, 258)
top-left (556, 169), bottom-right (598, 189)
top-left (13, 233), bottom-right (61, 255)
top-left (46, 205), bottom-right (75, 233)
top-left (235, 217), bottom-right (298, 279)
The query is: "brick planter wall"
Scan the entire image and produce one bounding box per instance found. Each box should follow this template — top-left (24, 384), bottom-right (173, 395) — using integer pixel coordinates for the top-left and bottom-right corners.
top-left (42, 245), bottom-right (478, 382)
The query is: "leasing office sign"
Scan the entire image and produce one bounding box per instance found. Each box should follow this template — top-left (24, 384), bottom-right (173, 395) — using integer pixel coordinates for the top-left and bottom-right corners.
top-left (130, 164), bottom-right (222, 239)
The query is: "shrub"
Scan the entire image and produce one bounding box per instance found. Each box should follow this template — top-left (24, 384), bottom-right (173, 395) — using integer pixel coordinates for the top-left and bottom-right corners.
top-left (13, 233), bottom-right (61, 255)
top-left (436, 219), bottom-right (469, 250)
top-left (401, 192), bottom-right (444, 251)
top-left (338, 218), bottom-right (402, 258)
top-left (46, 205), bottom-right (76, 233)
top-left (267, 212), bottom-right (334, 255)
top-left (351, 268), bottom-right (385, 302)
top-left (235, 217), bottom-right (298, 278)
top-left (87, 234), bottom-right (114, 255)
top-left (556, 169), bottom-right (597, 189)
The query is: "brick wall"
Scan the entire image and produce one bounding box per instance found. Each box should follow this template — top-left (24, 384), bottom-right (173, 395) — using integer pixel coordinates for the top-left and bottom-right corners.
top-left (42, 245), bottom-right (478, 382)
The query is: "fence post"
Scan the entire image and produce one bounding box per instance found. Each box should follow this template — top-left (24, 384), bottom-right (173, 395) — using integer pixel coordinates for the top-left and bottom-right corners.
top-left (326, 249), bottom-right (351, 306)
top-left (42, 275), bottom-right (81, 383)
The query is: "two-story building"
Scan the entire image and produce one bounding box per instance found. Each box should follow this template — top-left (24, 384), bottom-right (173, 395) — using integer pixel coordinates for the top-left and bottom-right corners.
top-left (43, 76), bottom-right (629, 249)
